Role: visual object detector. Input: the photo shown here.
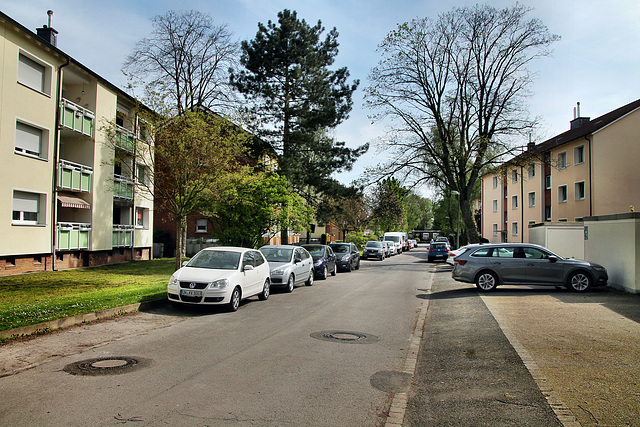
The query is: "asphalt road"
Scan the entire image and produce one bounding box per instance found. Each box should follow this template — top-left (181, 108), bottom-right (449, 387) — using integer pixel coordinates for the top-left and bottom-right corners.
top-left (0, 249), bottom-right (429, 426)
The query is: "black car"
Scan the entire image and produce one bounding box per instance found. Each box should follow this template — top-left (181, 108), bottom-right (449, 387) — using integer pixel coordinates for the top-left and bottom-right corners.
top-left (301, 244), bottom-right (337, 280)
top-left (329, 242), bottom-right (361, 272)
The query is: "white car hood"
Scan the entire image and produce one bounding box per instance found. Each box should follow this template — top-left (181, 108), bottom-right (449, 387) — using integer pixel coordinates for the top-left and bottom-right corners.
top-left (268, 261), bottom-right (292, 271)
top-left (174, 267), bottom-right (236, 283)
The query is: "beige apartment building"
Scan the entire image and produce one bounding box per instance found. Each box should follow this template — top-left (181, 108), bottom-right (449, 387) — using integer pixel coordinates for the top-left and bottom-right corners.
top-left (0, 11), bottom-right (153, 276)
top-left (481, 99), bottom-right (640, 243)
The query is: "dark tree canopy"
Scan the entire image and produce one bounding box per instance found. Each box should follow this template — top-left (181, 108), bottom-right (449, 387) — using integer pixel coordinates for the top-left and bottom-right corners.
top-left (365, 4), bottom-right (559, 242)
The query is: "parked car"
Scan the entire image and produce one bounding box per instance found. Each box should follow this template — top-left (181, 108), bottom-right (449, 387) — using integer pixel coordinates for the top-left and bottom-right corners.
top-left (167, 246), bottom-right (270, 311)
top-left (446, 243), bottom-right (483, 266)
top-left (428, 242), bottom-right (450, 262)
top-left (434, 236), bottom-right (451, 248)
top-left (451, 243), bottom-right (608, 292)
top-left (384, 241), bottom-right (397, 256)
top-left (362, 240), bottom-right (385, 261)
top-left (329, 242), bottom-right (361, 272)
top-left (409, 239), bottom-right (418, 248)
top-left (259, 245), bottom-right (314, 292)
top-left (302, 244), bottom-right (337, 279)
top-left (383, 233), bottom-right (404, 254)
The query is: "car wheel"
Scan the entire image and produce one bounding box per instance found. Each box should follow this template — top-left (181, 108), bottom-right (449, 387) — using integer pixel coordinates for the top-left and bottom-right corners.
top-left (567, 271), bottom-right (591, 292)
top-left (331, 264), bottom-right (337, 276)
top-left (258, 279), bottom-right (270, 301)
top-left (345, 262), bottom-right (352, 272)
top-left (228, 286), bottom-right (241, 312)
top-left (475, 271), bottom-right (498, 292)
top-left (285, 274), bottom-right (295, 293)
top-left (305, 271), bottom-right (314, 286)
top-left (321, 266), bottom-right (328, 280)
top-left (355, 260), bottom-right (360, 270)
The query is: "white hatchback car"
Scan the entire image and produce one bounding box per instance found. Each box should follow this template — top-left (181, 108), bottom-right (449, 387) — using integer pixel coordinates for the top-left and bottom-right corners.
top-left (259, 245), bottom-right (314, 292)
top-left (167, 246), bottom-right (270, 311)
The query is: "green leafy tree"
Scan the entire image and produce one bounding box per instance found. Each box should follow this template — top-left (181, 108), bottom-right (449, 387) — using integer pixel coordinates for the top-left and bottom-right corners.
top-left (365, 4), bottom-right (559, 242)
top-left (404, 192), bottom-right (433, 231)
top-left (370, 179), bottom-right (407, 233)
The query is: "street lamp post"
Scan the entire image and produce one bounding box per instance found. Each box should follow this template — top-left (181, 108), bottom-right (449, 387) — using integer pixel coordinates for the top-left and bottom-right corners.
top-left (451, 190), bottom-right (460, 249)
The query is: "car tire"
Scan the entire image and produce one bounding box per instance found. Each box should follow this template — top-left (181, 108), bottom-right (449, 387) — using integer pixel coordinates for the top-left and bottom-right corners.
top-left (345, 262), bottom-right (352, 272)
top-left (331, 265), bottom-right (337, 276)
top-left (567, 271), bottom-right (591, 292)
top-left (320, 266), bottom-right (328, 280)
top-left (355, 260), bottom-right (360, 270)
top-left (285, 274), bottom-right (295, 293)
top-left (305, 271), bottom-right (314, 286)
top-left (475, 271), bottom-right (498, 292)
top-left (258, 279), bottom-right (270, 301)
top-left (228, 286), bottom-right (241, 312)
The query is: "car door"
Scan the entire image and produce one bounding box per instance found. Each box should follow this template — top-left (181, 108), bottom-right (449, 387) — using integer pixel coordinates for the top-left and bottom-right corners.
top-left (293, 248), bottom-right (307, 283)
top-left (300, 248), bottom-right (313, 280)
top-left (241, 251), bottom-right (260, 294)
top-left (523, 246), bottom-right (565, 285)
top-left (350, 243), bottom-right (359, 268)
top-left (487, 246), bottom-right (528, 284)
top-left (326, 246), bottom-right (336, 272)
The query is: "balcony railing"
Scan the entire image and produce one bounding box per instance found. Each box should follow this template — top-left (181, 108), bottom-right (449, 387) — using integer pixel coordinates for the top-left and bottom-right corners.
top-left (57, 222), bottom-right (91, 250)
top-left (58, 159), bottom-right (93, 192)
top-left (115, 125), bottom-right (135, 152)
top-left (113, 174), bottom-right (134, 200)
top-left (113, 224), bottom-right (134, 247)
top-left (60, 98), bottom-right (94, 137)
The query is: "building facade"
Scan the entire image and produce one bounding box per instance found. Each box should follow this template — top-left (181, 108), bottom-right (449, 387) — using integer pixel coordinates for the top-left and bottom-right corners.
top-left (481, 99), bottom-right (640, 243)
top-left (0, 11), bottom-right (153, 276)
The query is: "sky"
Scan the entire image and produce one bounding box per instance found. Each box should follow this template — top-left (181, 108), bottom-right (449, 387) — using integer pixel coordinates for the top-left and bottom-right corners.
top-left (2, 0), bottom-right (639, 196)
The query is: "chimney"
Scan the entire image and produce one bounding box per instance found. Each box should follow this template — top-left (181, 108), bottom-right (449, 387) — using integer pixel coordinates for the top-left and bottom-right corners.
top-left (36, 10), bottom-right (58, 47)
top-left (570, 102), bottom-right (590, 130)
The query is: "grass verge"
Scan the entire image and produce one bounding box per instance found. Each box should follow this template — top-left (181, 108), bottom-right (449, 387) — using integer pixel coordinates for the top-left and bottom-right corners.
top-left (0, 259), bottom-right (174, 332)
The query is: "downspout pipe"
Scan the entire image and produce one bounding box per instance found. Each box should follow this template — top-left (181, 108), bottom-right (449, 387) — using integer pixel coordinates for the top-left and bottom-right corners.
top-left (586, 134), bottom-right (593, 217)
top-left (51, 57), bottom-right (71, 271)
top-left (520, 164), bottom-right (524, 243)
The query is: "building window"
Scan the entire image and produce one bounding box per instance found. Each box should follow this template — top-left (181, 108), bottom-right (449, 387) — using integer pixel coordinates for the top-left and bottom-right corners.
top-left (574, 145), bottom-right (585, 165)
top-left (512, 195), bottom-right (518, 209)
top-left (558, 185), bottom-right (568, 203)
top-left (135, 207), bottom-right (149, 229)
top-left (545, 206), bottom-right (552, 221)
top-left (575, 217), bottom-right (584, 222)
top-left (512, 169), bottom-right (518, 183)
top-left (196, 218), bottom-right (207, 233)
top-left (492, 199), bottom-right (498, 212)
top-left (512, 222), bottom-right (518, 236)
top-left (575, 181), bottom-right (586, 200)
top-left (12, 190), bottom-right (44, 225)
top-left (136, 164), bottom-right (147, 186)
top-left (492, 223), bottom-right (498, 236)
top-left (15, 121), bottom-right (48, 159)
top-left (545, 175), bottom-right (551, 190)
top-left (528, 164), bottom-right (536, 178)
top-left (557, 152), bottom-right (567, 169)
top-left (17, 52), bottom-right (51, 95)
top-left (492, 176), bottom-right (498, 189)
top-left (528, 192), bottom-right (536, 207)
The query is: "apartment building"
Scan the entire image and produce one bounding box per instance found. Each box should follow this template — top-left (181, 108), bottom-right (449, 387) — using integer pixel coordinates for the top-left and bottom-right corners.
top-left (482, 99), bottom-right (640, 243)
top-left (0, 11), bottom-right (153, 276)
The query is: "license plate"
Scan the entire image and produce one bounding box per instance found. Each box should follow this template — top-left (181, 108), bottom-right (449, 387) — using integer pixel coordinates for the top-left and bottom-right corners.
top-left (180, 289), bottom-right (203, 297)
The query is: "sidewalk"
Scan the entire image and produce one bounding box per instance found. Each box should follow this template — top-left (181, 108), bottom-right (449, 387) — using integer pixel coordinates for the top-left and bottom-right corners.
top-left (406, 263), bottom-right (640, 426)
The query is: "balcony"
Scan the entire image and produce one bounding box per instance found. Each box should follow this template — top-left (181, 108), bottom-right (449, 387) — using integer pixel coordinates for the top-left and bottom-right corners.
top-left (60, 98), bottom-right (94, 137)
top-left (113, 174), bottom-right (134, 200)
top-left (58, 159), bottom-right (92, 192)
top-left (115, 125), bottom-right (135, 152)
top-left (57, 222), bottom-right (91, 250)
top-left (113, 225), bottom-right (134, 247)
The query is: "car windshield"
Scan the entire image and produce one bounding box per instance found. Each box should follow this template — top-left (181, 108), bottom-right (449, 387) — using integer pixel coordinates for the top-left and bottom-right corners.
top-left (365, 241), bottom-right (382, 248)
top-left (387, 236), bottom-right (401, 243)
top-left (186, 250), bottom-right (240, 270)
top-left (303, 246), bottom-right (325, 257)
top-left (331, 244), bottom-right (350, 254)
top-left (260, 248), bottom-right (294, 263)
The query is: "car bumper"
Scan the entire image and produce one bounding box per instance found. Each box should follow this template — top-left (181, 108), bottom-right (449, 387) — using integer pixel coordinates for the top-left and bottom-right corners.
top-left (167, 286), bottom-right (230, 305)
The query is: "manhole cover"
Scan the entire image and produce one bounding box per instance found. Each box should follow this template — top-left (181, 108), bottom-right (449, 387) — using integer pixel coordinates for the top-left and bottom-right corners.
top-left (310, 330), bottom-right (379, 344)
top-left (63, 356), bottom-right (152, 376)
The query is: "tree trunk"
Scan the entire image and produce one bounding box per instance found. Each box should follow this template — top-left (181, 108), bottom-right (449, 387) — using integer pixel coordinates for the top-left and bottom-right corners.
top-left (174, 216), bottom-right (187, 271)
top-left (460, 196), bottom-right (479, 244)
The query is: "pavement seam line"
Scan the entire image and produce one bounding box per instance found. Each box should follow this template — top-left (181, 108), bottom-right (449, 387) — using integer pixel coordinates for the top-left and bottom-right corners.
top-left (384, 267), bottom-right (433, 427)
top-left (480, 295), bottom-right (581, 427)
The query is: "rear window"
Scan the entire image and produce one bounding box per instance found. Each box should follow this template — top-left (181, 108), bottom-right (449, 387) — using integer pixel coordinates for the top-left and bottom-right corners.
top-left (432, 243), bottom-right (447, 249)
top-left (365, 241), bottom-right (382, 248)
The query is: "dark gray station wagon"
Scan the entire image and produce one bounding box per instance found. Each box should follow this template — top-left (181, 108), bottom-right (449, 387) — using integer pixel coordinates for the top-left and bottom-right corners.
top-left (451, 243), bottom-right (608, 292)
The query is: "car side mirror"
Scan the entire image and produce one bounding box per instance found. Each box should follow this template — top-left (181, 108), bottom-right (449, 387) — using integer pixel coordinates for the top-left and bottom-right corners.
top-left (295, 257), bottom-right (301, 263)
top-left (182, 260), bottom-right (189, 267)
top-left (548, 256), bottom-right (558, 263)
top-left (243, 264), bottom-right (255, 271)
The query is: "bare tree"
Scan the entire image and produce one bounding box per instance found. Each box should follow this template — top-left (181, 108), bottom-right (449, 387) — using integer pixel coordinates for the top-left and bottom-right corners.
top-left (123, 10), bottom-right (239, 115)
top-left (365, 4), bottom-right (559, 242)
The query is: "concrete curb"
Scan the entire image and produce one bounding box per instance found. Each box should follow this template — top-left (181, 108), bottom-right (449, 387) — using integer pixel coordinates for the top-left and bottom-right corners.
top-left (0, 298), bottom-right (167, 340)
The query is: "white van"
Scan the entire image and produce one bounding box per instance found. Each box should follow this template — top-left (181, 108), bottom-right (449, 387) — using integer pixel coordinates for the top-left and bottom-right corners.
top-left (384, 232), bottom-right (407, 253)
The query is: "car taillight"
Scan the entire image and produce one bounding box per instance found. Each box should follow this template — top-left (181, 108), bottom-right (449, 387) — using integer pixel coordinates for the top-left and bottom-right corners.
top-left (455, 259), bottom-right (467, 266)
top-left (449, 252), bottom-right (455, 257)
top-left (445, 248), bottom-right (449, 252)
top-left (429, 248), bottom-right (434, 253)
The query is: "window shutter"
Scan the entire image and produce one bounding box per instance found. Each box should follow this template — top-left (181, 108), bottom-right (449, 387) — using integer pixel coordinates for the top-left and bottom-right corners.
top-left (13, 191), bottom-right (39, 213)
top-left (18, 54), bottom-right (45, 92)
top-left (16, 122), bottom-right (42, 155)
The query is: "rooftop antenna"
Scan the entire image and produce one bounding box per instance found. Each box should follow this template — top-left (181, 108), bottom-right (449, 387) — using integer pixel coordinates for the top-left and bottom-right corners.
top-left (47, 10), bottom-right (53, 27)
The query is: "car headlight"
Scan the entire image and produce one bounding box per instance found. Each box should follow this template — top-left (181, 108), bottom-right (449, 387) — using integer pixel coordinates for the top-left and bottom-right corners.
top-left (592, 266), bottom-right (605, 271)
top-left (314, 260), bottom-right (323, 266)
top-left (341, 254), bottom-right (351, 261)
top-left (209, 279), bottom-right (229, 289)
top-left (168, 275), bottom-right (179, 287)
top-left (272, 268), bottom-right (285, 275)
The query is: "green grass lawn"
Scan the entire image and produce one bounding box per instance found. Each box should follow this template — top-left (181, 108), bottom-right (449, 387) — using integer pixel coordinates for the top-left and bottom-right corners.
top-left (0, 259), bottom-right (175, 333)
